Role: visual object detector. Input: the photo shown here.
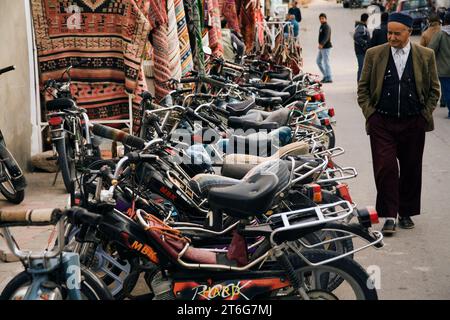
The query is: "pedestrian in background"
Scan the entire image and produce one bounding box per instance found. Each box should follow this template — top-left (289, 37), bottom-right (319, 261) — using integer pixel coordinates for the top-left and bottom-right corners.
top-left (317, 13), bottom-right (333, 83)
top-left (354, 13), bottom-right (371, 81)
top-left (221, 19), bottom-right (245, 63)
top-left (284, 13), bottom-right (299, 38)
top-left (288, 1), bottom-right (302, 24)
top-left (428, 12), bottom-right (450, 117)
top-left (370, 12), bottom-right (389, 48)
top-left (357, 13), bottom-right (440, 235)
top-left (420, 13), bottom-right (441, 47)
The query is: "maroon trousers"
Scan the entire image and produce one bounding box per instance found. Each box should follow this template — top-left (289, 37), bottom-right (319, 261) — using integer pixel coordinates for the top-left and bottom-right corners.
top-left (368, 113), bottom-right (426, 218)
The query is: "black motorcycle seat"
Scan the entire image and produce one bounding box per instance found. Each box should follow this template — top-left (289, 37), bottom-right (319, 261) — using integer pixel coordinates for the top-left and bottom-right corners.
top-left (265, 69), bottom-right (292, 81)
top-left (228, 117), bottom-right (279, 131)
top-left (226, 98), bottom-right (256, 116)
top-left (189, 175), bottom-right (241, 198)
top-left (208, 173), bottom-right (278, 218)
top-left (46, 98), bottom-right (77, 112)
top-left (255, 97), bottom-right (283, 108)
top-left (282, 84), bottom-right (297, 96)
top-left (258, 89), bottom-right (290, 99)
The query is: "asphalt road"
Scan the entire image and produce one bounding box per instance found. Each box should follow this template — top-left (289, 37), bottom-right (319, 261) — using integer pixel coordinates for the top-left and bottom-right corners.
top-left (301, 0), bottom-right (450, 299)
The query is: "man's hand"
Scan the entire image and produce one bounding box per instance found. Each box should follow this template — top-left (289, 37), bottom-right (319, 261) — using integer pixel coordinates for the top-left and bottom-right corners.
top-left (318, 44), bottom-right (323, 49)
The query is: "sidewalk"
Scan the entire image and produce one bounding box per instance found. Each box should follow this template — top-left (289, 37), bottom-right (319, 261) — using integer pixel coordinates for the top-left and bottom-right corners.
top-left (0, 172), bottom-right (69, 291)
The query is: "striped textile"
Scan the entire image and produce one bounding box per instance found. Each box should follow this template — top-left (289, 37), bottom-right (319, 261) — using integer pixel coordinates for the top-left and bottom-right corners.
top-left (167, 0), bottom-right (182, 80)
top-left (238, 0), bottom-right (256, 54)
top-left (219, 0), bottom-right (240, 33)
top-left (31, 0), bottom-right (154, 131)
top-left (206, 0), bottom-right (224, 57)
top-left (174, 0), bottom-right (194, 75)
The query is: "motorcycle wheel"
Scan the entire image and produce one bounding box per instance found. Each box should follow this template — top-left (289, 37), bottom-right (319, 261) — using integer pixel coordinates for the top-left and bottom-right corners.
top-left (55, 133), bottom-right (76, 194)
top-left (268, 250), bottom-right (377, 300)
top-left (0, 266), bottom-right (113, 300)
top-left (0, 152), bottom-right (25, 204)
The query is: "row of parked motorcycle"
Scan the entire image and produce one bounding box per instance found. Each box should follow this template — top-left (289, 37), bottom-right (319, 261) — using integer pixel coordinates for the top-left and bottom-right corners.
top-left (0, 55), bottom-right (384, 300)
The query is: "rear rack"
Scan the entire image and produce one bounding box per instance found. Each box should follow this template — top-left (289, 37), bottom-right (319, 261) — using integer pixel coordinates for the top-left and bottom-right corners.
top-left (286, 227), bottom-right (384, 267)
top-left (267, 200), bottom-right (354, 246)
top-left (317, 166), bottom-right (358, 183)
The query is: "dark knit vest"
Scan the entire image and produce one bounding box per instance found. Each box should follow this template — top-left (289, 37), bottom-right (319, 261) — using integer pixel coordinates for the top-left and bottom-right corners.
top-left (376, 48), bottom-right (423, 118)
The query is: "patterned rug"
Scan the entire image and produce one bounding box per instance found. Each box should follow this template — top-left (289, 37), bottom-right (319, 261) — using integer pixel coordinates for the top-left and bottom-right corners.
top-left (31, 0), bottom-right (158, 131)
top-left (175, 0), bottom-right (194, 76)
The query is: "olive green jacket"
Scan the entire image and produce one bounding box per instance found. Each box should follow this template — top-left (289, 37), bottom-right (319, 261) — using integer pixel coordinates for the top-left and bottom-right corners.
top-left (357, 42), bottom-right (441, 134)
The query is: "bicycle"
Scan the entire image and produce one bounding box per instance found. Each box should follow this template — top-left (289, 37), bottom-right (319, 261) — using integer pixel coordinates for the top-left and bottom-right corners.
top-left (44, 64), bottom-right (101, 193)
top-left (0, 207), bottom-right (113, 300)
top-left (0, 66), bottom-right (27, 204)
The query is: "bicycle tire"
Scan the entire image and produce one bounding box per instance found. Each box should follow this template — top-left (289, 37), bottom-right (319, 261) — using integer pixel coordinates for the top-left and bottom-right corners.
top-left (55, 134), bottom-right (75, 193)
top-left (0, 149), bottom-right (25, 204)
top-left (0, 266), bottom-right (113, 300)
top-left (268, 250), bottom-right (377, 300)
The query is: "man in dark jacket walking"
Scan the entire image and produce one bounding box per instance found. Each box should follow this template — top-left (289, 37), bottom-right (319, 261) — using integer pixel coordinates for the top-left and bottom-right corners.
top-left (357, 13), bottom-right (440, 235)
top-left (354, 13), bottom-right (371, 81)
top-left (428, 12), bottom-right (450, 117)
top-left (288, 1), bottom-right (302, 23)
top-left (369, 11), bottom-right (389, 48)
top-left (317, 13), bottom-right (333, 83)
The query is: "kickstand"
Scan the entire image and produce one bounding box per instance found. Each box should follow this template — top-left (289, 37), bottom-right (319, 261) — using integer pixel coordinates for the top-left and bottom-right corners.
top-left (52, 169), bottom-right (59, 186)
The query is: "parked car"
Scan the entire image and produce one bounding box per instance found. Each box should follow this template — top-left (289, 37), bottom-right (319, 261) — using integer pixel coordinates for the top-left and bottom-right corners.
top-left (396, 0), bottom-right (434, 33)
top-left (343, 0), bottom-right (377, 8)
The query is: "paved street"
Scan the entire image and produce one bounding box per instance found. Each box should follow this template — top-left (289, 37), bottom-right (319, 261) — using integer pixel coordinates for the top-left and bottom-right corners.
top-left (1, 0), bottom-right (450, 299)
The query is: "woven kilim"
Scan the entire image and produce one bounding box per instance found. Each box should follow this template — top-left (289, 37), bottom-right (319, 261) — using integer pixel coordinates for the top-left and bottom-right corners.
top-left (166, 0), bottom-right (182, 80)
top-left (238, 0), bottom-right (256, 54)
top-left (174, 0), bottom-right (193, 76)
top-left (206, 0), bottom-right (223, 57)
top-left (30, 0), bottom-right (158, 131)
top-left (219, 0), bottom-right (240, 33)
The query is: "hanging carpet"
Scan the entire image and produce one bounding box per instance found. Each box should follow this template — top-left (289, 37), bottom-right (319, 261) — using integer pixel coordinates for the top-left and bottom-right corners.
top-left (31, 0), bottom-right (160, 132)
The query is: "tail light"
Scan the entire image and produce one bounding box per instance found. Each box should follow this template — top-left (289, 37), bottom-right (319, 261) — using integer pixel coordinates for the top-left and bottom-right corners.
top-left (48, 116), bottom-right (63, 126)
top-left (357, 206), bottom-right (379, 228)
top-left (321, 118), bottom-right (331, 126)
top-left (328, 107), bottom-right (335, 117)
top-left (305, 183), bottom-right (322, 203)
top-left (313, 93), bottom-right (322, 101)
top-left (336, 183), bottom-right (353, 203)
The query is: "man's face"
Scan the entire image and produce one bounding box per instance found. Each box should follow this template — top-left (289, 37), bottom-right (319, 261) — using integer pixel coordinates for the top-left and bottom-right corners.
top-left (387, 22), bottom-right (411, 48)
top-left (319, 16), bottom-right (327, 24)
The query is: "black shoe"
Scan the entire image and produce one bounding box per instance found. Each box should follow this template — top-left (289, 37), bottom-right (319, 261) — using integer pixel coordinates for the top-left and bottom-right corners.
top-left (381, 219), bottom-right (396, 235)
top-left (322, 78), bottom-right (333, 83)
top-left (398, 216), bottom-right (415, 229)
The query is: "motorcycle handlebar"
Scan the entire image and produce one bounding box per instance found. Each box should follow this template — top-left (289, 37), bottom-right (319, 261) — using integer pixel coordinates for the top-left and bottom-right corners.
top-left (92, 124), bottom-right (146, 150)
top-left (0, 65), bottom-right (15, 75)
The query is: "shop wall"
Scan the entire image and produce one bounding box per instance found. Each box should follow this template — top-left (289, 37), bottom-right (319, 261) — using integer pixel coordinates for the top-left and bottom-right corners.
top-left (0, 0), bottom-right (32, 169)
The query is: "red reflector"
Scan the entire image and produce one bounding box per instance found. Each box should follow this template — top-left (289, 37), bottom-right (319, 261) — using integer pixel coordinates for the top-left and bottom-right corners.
top-left (323, 118), bottom-right (330, 126)
top-left (336, 183), bottom-right (353, 203)
top-left (367, 206), bottom-right (379, 224)
top-left (48, 116), bottom-right (63, 126)
top-left (312, 184), bottom-right (322, 203)
top-left (74, 198), bottom-right (81, 205)
top-left (328, 108), bottom-right (335, 117)
top-left (313, 93), bottom-right (321, 101)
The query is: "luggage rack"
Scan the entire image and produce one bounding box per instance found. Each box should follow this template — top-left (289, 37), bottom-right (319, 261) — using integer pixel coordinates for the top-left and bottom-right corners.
top-left (313, 146), bottom-right (345, 158)
top-left (285, 156), bottom-right (328, 186)
top-left (267, 200), bottom-right (354, 246)
top-left (286, 226), bottom-right (384, 267)
top-left (317, 166), bottom-right (358, 183)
